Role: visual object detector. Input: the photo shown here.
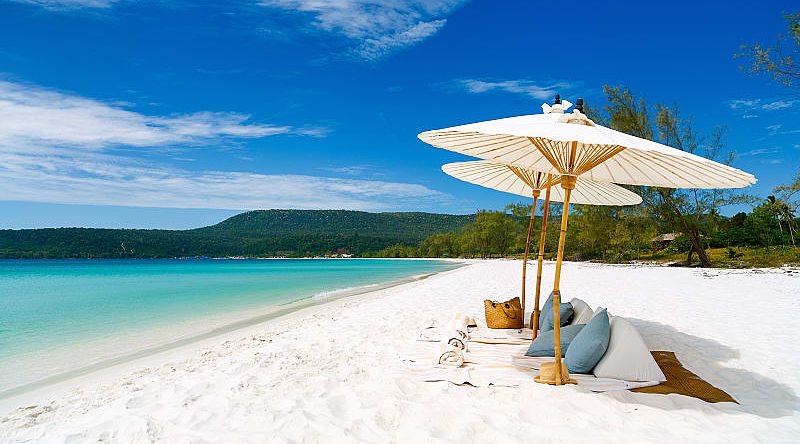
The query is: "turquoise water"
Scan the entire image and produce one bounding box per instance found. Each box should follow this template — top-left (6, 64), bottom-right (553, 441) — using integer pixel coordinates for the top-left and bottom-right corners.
top-left (0, 259), bottom-right (458, 395)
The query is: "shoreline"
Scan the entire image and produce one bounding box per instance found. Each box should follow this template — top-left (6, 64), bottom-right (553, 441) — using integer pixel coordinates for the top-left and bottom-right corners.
top-left (1, 260), bottom-right (798, 442)
top-left (0, 260), bottom-right (468, 414)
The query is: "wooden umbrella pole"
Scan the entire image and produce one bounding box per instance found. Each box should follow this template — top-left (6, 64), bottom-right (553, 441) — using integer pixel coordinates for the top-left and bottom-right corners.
top-left (551, 175), bottom-right (576, 386)
top-left (532, 175), bottom-right (552, 339)
top-left (520, 190), bottom-right (540, 319)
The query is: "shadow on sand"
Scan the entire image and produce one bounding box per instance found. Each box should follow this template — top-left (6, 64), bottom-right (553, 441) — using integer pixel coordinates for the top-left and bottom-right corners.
top-left (607, 318), bottom-right (800, 419)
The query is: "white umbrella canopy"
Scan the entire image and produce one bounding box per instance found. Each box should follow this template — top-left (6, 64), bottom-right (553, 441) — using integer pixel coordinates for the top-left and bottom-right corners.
top-left (421, 109), bottom-right (756, 189)
top-left (442, 160), bottom-right (642, 206)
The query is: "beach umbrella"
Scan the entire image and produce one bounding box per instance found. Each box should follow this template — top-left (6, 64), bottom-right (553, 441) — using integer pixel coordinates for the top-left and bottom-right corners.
top-left (441, 160), bottom-right (641, 338)
top-left (420, 98), bottom-right (756, 386)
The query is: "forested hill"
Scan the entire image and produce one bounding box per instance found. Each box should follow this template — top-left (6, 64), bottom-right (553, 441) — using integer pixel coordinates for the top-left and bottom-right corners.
top-left (0, 210), bottom-right (475, 259)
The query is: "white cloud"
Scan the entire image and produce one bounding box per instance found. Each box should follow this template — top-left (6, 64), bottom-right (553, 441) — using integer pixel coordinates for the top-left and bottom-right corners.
top-left (761, 100), bottom-right (797, 111)
top-left (319, 165), bottom-right (372, 176)
top-left (354, 19), bottom-right (446, 60)
top-left (0, 80), bottom-right (307, 151)
top-left (727, 99), bottom-right (760, 110)
top-left (0, 153), bottom-right (448, 210)
top-left (16, 0), bottom-right (466, 60)
top-left (744, 148), bottom-right (780, 156)
top-left (0, 79), bottom-right (448, 211)
top-left (13, 0), bottom-right (115, 10)
top-left (456, 79), bottom-right (578, 100)
top-left (727, 98), bottom-right (798, 112)
top-left (766, 124), bottom-right (782, 134)
top-left (259, 0), bottom-right (466, 60)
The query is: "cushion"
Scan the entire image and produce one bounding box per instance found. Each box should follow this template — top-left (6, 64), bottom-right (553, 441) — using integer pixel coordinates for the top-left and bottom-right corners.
top-left (565, 308), bottom-right (610, 373)
top-left (569, 298), bottom-right (594, 325)
top-left (592, 316), bottom-right (666, 382)
top-left (594, 306), bottom-right (612, 318)
top-left (525, 324), bottom-right (585, 357)
top-left (539, 292), bottom-right (574, 332)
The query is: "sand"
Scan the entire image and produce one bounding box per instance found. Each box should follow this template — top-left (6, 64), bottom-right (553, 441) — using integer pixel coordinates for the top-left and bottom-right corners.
top-left (1, 260), bottom-right (798, 443)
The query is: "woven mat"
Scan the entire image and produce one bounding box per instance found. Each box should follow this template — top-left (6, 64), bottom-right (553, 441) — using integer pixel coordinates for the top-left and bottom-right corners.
top-left (631, 351), bottom-right (737, 403)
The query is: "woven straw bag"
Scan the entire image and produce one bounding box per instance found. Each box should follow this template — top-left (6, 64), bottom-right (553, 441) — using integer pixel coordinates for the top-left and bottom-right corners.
top-left (484, 297), bottom-right (523, 329)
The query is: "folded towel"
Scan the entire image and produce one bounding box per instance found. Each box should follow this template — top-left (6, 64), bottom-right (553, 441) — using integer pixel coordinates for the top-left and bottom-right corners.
top-left (448, 313), bottom-right (471, 339)
top-left (437, 345), bottom-right (465, 368)
top-left (445, 334), bottom-right (467, 351)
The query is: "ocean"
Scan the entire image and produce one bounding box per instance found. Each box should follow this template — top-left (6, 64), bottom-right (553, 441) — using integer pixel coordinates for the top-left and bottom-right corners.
top-left (0, 258), bottom-right (458, 396)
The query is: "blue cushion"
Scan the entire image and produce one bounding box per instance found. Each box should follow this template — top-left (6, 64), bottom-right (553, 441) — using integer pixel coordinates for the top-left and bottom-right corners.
top-left (525, 324), bottom-right (585, 357)
top-left (565, 309), bottom-right (610, 373)
top-left (539, 292), bottom-right (573, 332)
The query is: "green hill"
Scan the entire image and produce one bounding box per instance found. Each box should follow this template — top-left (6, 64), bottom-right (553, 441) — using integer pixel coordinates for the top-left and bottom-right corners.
top-left (0, 210), bottom-right (474, 258)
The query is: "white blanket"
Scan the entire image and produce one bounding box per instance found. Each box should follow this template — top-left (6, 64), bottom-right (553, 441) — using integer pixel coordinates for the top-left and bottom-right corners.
top-left (403, 330), bottom-right (660, 392)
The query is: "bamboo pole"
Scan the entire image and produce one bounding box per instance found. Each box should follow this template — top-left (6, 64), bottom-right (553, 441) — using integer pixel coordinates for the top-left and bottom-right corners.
top-left (531, 175), bottom-right (552, 340)
top-left (551, 174), bottom-right (576, 385)
top-left (520, 190), bottom-right (540, 319)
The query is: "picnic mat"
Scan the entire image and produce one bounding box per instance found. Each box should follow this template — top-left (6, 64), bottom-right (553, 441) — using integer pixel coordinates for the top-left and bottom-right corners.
top-left (632, 351), bottom-right (737, 403)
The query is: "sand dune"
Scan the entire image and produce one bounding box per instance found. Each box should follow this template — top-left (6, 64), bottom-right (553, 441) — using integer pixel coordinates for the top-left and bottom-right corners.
top-left (1, 260), bottom-right (798, 443)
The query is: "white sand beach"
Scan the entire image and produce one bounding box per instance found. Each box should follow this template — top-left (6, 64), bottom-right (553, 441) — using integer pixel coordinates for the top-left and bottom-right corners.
top-left (1, 260), bottom-right (799, 443)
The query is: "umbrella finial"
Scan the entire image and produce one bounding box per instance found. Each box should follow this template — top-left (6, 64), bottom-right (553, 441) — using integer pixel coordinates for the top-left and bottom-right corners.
top-left (575, 98), bottom-right (584, 114)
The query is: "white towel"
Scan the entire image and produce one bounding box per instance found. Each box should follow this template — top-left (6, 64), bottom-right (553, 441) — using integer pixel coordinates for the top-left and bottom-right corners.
top-left (448, 313), bottom-right (471, 339)
top-left (445, 335), bottom-right (467, 351)
top-left (437, 345), bottom-right (465, 368)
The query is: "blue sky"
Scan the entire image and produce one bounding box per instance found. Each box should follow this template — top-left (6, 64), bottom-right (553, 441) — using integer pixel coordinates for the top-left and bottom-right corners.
top-left (0, 0), bottom-right (798, 229)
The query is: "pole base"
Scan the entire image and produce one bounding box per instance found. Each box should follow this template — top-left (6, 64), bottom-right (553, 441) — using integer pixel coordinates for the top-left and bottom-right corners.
top-left (534, 361), bottom-right (576, 385)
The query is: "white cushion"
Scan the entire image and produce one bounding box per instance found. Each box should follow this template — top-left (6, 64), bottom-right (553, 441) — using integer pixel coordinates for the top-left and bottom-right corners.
top-left (592, 316), bottom-right (666, 382)
top-left (569, 298), bottom-right (594, 325)
top-left (594, 306), bottom-right (612, 319)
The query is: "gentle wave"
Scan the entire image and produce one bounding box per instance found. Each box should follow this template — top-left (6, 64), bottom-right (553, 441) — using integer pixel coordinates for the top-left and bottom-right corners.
top-left (311, 284), bottom-right (380, 300)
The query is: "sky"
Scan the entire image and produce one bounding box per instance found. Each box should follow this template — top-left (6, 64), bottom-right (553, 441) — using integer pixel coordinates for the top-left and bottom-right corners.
top-left (0, 0), bottom-right (798, 229)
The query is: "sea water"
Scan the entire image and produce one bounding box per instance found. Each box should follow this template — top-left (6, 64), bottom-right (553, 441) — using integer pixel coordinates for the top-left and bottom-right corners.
top-left (0, 259), bottom-right (458, 396)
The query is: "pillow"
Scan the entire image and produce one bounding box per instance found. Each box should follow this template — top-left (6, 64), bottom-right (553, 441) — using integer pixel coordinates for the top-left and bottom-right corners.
top-left (525, 324), bottom-right (585, 357)
top-left (594, 306), bottom-right (612, 318)
top-left (592, 316), bottom-right (666, 382)
top-left (569, 298), bottom-right (594, 325)
top-left (539, 292), bottom-right (574, 332)
top-left (565, 308), bottom-right (610, 373)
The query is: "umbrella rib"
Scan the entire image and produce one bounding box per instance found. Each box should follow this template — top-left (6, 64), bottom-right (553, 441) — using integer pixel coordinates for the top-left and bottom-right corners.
top-left (661, 152), bottom-right (751, 185)
top-left (469, 138), bottom-right (530, 156)
top-left (576, 145), bottom-right (626, 176)
top-left (498, 168), bottom-right (523, 192)
top-left (626, 149), bottom-right (711, 187)
top-left (504, 139), bottom-right (548, 170)
top-left (580, 179), bottom-right (606, 205)
top-left (529, 137), bottom-right (565, 173)
top-left (611, 151), bottom-right (662, 186)
top-left (651, 152), bottom-right (716, 186)
top-left (502, 171), bottom-right (523, 193)
top-left (609, 154), bottom-right (637, 184)
top-left (423, 132), bottom-right (494, 143)
top-left (599, 157), bottom-right (618, 182)
top-left (432, 133), bottom-right (517, 148)
top-left (446, 136), bottom-right (522, 151)
top-left (469, 165), bottom-right (509, 183)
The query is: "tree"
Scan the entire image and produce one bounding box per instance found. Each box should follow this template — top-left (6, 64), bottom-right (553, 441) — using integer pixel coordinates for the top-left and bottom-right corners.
top-left (738, 11), bottom-right (800, 88)
top-left (463, 210), bottom-right (518, 258)
top-left (602, 86), bottom-right (748, 267)
top-left (773, 167), bottom-right (800, 247)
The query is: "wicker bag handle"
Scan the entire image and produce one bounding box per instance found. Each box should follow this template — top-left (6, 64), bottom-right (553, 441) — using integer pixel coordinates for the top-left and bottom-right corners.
top-left (490, 301), bottom-right (518, 320)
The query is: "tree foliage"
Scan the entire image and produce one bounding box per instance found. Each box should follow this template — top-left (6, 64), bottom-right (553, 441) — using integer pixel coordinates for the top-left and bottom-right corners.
top-left (0, 210), bottom-right (473, 258)
top-left (738, 11), bottom-right (800, 87)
